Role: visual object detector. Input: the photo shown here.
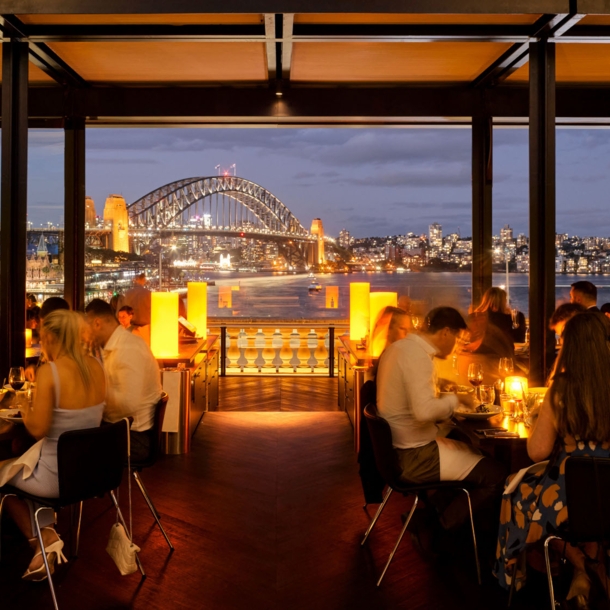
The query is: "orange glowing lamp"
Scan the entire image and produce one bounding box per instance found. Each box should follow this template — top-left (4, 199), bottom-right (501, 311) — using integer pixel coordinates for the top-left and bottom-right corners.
top-left (369, 292), bottom-right (398, 357)
top-left (506, 376), bottom-right (528, 400)
top-left (326, 286), bottom-right (339, 309)
top-left (151, 292), bottom-right (179, 359)
top-left (187, 282), bottom-right (207, 338)
top-left (349, 283), bottom-right (370, 341)
top-left (25, 328), bottom-right (32, 348)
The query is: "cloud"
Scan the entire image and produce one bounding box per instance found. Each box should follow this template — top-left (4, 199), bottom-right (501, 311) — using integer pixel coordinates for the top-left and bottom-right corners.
top-left (86, 158), bottom-right (159, 165)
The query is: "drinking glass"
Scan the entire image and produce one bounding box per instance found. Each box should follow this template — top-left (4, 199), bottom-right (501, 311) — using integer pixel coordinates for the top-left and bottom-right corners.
top-left (411, 316), bottom-right (421, 331)
top-left (480, 385), bottom-right (495, 406)
top-left (499, 358), bottom-right (514, 376)
top-left (511, 308), bottom-right (519, 330)
top-left (500, 393), bottom-right (513, 414)
top-left (467, 363), bottom-right (484, 403)
top-left (8, 367), bottom-right (25, 391)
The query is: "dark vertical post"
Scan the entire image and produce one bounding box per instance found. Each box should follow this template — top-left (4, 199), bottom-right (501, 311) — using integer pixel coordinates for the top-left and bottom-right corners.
top-left (471, 114), bottom-right (493, 308)
top-left (0, 41), bottom-right (29, 373)
top-left (64, 113), bottom-right (86, 311)
top-left (220, 326), bottom-right (227, 377)
top-left (529, 39), bottom-right (556, 386)
top-left (328, 326), bottom-right (335, 378)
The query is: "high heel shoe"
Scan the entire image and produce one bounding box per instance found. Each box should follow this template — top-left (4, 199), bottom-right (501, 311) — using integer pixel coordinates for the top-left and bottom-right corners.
top-left (22, 529), bottom-right (67, 582)
top-left (566, 568), bottom-right (591, 610)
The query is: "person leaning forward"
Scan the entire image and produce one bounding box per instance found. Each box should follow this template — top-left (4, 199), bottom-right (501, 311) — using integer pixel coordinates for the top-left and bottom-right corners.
top-left (85, 298), bottom-right (162, 462)
top-left (376, 306), bottom-right (506, 536)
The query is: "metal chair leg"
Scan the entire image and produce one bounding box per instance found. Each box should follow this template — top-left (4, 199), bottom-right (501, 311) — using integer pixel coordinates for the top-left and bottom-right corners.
top-left (361, 487), bottom-right (393, 546)
top-left (132, 471), bottom-right (174, 551)
top-left (74, 501), bottom-right (83, 557)
top-left (34, 506), bottom-right (59, 610)
top-left (0, 493), bottom-right (16, 561)
top-left (110, 490), bottom-right (146, 579)
top-left (544, 535), bottom-right (561, 610)
top-left (377, 494), bottom-right (419, 587)
top-left (460, 488), bottom-right (481, 585)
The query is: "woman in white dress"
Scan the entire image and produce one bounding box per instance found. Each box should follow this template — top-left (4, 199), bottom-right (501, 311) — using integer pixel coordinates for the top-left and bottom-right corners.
top-left (1, 310), bottom-right (105, 581)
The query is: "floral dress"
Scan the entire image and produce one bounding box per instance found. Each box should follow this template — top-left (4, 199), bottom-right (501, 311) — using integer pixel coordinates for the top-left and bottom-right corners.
top-left (494, 435), bottom-right (610, 591)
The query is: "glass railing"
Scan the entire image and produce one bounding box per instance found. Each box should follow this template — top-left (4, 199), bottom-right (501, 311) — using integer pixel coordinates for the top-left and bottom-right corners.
top-left (208, 318), bottom-right (349, 376)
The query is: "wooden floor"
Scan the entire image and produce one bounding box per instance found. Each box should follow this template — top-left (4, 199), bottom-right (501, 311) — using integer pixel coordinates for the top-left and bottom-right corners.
top-left (0, 384), bottom-right (553, 610)
top-left (217, 376), bottom-right (339, 411)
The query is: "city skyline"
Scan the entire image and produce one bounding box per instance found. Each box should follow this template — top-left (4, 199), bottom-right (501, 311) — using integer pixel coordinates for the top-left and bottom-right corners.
top-left (26, 127), bottom-right (610, 239)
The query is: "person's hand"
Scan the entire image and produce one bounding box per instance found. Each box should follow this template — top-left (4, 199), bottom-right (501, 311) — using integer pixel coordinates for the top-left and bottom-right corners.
top-left (24, 364), bottom-right (37, 382)
top-left (457, 392), bottom-right (475, 410)
top-left (438, 378), bottom-right (457, 392)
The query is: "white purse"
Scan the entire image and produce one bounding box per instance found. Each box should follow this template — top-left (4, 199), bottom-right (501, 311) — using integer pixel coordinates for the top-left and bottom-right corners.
top-left (106, 419), bottom-right (140, 575)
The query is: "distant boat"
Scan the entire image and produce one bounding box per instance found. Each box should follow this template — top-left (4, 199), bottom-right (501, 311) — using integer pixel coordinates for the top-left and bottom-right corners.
top-left (308, 281), bottom-right (322, 292)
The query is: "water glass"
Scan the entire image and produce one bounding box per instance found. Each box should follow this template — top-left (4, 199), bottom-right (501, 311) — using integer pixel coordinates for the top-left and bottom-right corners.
top-left (511, 398), bottom-right (524, 422)
top-left (500, 393), bottom-right (513, 414)
top-left (480, 385), bottom-right (495, 406)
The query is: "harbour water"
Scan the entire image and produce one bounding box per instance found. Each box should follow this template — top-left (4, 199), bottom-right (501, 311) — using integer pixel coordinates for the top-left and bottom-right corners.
top-left (203, 271), bottom-right (610, 320)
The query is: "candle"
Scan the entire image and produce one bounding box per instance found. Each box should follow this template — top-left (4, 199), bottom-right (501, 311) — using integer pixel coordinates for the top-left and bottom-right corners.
top-left (505, 376), bottom-right (528, 399)
top-left (25, 329), bottom-right (32, 348)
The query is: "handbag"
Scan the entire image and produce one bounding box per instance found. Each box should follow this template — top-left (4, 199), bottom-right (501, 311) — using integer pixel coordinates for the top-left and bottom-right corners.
top-left (106, 419), bottom-right (141, 575)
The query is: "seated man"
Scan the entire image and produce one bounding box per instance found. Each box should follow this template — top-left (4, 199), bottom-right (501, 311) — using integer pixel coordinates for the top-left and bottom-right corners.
top-left (570, 280), bottom-right (599, 311)
top-left (85, 298), bottom-right (162, 461)
top-left (117, 305), bottom-right (134, 332)
top-left (376, 306), bottom-right (506, 539)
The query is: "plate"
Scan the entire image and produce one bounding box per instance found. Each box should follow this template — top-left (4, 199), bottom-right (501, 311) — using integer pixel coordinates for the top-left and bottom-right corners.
top-left (0, 408), bottom-right (23, 423)
top-left (455, 405), bottom-right (503, 420)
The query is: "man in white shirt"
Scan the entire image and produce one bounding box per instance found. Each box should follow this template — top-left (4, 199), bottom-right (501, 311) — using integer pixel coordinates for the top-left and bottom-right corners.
top-left (377, 307), bottom-right (505, 535)
top-left (85, 298), bottom-right (162, 461)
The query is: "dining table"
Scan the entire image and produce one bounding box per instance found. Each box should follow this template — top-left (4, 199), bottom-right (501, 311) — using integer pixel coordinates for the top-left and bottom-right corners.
top-left (450, 411), bottom-right (533, 473)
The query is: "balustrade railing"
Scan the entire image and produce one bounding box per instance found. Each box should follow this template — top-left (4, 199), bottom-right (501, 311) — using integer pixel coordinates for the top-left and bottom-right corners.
top-left (208, 318), bottom-right (349, 376)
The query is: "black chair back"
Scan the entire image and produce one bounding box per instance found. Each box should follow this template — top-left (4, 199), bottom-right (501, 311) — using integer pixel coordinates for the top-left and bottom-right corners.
top-left (57, 419), bottom-right (128, 506)
top-left (566, 456), bottom-right (610, 542)
top-left (363, 403), bottom-right (403, 488)
top-left (132, 392), bottom-right (168, 469)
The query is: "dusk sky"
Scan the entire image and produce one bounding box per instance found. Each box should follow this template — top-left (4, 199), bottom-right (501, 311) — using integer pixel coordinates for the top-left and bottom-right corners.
top-left (26, 127), bottom-right (610, 239)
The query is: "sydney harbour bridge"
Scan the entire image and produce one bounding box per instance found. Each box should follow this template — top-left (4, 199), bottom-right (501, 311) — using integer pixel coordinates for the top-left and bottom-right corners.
top-left (28, 176), bottom-right (323, 268)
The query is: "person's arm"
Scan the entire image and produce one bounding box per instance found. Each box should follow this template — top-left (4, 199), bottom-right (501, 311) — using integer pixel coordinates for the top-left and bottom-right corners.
top-left (527, 392), bottom-right (557, 462)
top-left (403, 354), bottom-right (457, 422)
top-left (22, 363), bottom-right (54, 440)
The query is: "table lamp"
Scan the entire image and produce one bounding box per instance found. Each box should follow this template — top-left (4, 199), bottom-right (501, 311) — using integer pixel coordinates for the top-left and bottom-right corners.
top-left (151, 292), bottom-right (179, 359)
top-left (506, 376), bottom-right (528, 400)
top-left (349, 283), bottom-right (370, 343)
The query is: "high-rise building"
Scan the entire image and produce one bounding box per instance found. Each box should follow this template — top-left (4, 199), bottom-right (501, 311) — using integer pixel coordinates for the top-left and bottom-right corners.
top-left (429, 223), bottom-right (442, 249)
top-left (85, 196), bottom-right (97, 228)
top-left (500, 224), bottom-right (513, 242)
top-left (338, 229), bottom-right (351, 249)
top-left (310, 218), bottom-right (325, 264)
top-left (103, 194), bottom-right (130, 252)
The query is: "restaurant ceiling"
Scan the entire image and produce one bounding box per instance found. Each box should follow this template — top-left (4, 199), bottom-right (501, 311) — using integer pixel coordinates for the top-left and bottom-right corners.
top-left (3, 2), bottom-right (610, 123)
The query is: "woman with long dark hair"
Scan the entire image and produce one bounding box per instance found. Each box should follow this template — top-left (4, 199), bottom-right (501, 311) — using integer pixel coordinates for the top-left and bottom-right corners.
top-left (495, 312), bottom-right (610, 606)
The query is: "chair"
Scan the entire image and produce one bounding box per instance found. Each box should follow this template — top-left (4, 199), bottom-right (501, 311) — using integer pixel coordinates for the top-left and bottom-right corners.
top-left (543, 456), bottom-right (610, 610)
top-left (361, 403), bottom-right (481, 587)
top-left (0, 420), bottom-right (141, 610)
top-left (128, 392), bottom-right (174, 551)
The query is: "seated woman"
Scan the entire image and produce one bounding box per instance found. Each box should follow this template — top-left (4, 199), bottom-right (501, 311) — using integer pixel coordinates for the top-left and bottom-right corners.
top-left (466, 287), bottom-right (515, 359)
top-left (1, 310), bottom-right (105, 581)
top-left (495, 312), bottom-right (610, 606)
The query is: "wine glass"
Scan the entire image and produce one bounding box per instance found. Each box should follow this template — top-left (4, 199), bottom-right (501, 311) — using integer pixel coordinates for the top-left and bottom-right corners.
top-left (511, 308), bottom-right (519, 330)
top-left (411, 316), bottom-right (420, 331)
top-left (8, 367), bottom-right (25, 391)
top-left (467, 363), bottom-right (484, 403)
top-left (499, 357), bottom-right (514, 377)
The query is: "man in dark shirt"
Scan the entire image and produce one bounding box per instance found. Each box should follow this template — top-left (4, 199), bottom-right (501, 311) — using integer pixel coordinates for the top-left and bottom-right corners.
top-left (118, 273), bottom-right (151, 344)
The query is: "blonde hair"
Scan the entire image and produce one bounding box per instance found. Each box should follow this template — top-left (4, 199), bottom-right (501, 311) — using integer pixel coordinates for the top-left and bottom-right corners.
top-left (474, 287), bottom-right (509, 314)
top-left (41, 310), bottom-right (92, 390)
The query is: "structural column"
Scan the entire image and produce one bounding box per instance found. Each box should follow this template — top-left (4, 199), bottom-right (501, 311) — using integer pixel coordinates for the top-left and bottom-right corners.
top-left (64, 114), bottom-right (86, 311)
top-left (0, 40), bottom-right (29, 373)
top-left (471, 114), bottom-right (493, 307)
top-left (529, 39), bottom-right (556, 386)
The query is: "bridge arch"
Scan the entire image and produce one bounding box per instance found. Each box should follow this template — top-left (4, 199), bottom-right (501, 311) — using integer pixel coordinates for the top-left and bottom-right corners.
top-left (127, 176), bottom-right (309, 237)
